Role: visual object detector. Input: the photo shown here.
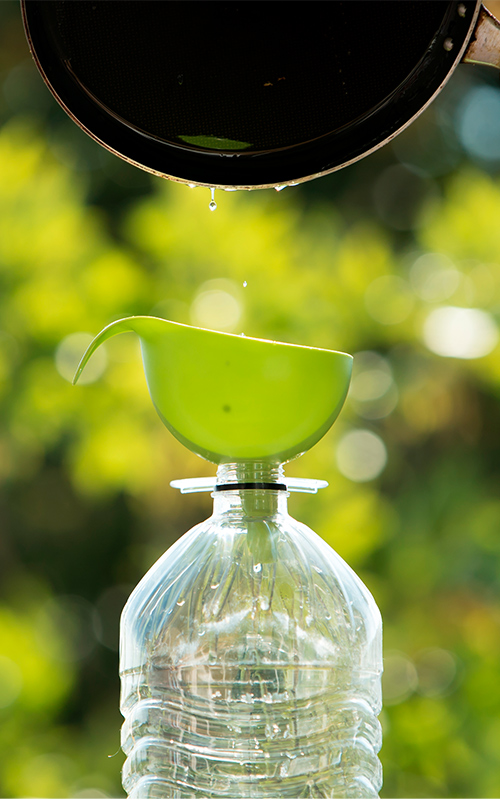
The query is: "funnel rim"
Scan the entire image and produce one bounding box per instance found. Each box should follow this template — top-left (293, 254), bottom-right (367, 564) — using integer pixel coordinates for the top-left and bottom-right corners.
top-left (107, 315), bottom-right (353, 359)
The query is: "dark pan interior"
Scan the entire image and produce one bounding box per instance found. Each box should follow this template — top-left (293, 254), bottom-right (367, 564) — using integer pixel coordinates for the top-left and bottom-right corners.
top-left (23, 1), bottom-right (476, 184)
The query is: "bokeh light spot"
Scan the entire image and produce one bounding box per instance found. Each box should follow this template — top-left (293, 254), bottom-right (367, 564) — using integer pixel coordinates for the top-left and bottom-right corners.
top-left (190, 279), bottom-right (243, 331)
top-left (383, 651), bottom-right (419, 705)
top-left (55, 332), bottom-right (107, 385)
top-left (350, 352), bottom-right (394, 402)
top-left (423, 306), bottom-right (498, 359)
top-left (349, 351), bottom-right (398, 419)
top-left (415, 648), bottom-right (458, 697)
top-left (457, 85), bottom-right (500, 162)
top-left (410, 253), bottom-right (461, 303)
top-left (336, 429), bottom-right (387, 482)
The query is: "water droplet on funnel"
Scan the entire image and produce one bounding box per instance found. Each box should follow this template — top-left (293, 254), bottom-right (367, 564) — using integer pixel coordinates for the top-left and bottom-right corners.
top-left (209, 187), bottom-right (217, 211)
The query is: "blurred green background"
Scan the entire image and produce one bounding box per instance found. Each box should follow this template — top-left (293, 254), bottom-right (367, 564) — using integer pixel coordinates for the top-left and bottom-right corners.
top-left (1, 2), bottom-right (500, 797)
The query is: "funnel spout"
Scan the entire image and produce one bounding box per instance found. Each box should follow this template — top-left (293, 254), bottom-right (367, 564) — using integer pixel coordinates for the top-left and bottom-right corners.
top-left (73, 318), bottom-right (140, 385)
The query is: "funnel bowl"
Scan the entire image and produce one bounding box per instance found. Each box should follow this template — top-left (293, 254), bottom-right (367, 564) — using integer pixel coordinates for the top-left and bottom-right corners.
top-left (74, 317), bottom-right (352, 465)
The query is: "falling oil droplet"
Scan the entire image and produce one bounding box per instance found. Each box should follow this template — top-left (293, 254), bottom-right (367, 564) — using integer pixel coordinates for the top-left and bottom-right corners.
top-left (209, 187), bottom-right (217, 211)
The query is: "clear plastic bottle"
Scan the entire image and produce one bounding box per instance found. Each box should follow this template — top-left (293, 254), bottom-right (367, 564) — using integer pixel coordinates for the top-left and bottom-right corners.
top-left (120, 463), bottom-right (383, 799)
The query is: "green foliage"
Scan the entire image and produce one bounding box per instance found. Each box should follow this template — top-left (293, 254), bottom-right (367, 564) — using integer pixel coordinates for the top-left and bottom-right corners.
top-left (0, 14), bottom-right (499, 797)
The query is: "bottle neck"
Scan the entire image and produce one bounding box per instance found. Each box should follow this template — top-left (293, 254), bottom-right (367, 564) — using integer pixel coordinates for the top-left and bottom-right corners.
top-left (213, 462), bottom-right (288, 517)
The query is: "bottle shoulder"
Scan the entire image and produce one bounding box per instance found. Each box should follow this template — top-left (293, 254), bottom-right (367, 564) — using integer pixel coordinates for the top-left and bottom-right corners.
top-left (123, 510), bottom-right (377, 608)
top-left (121, 510), bottom-right (381, 672)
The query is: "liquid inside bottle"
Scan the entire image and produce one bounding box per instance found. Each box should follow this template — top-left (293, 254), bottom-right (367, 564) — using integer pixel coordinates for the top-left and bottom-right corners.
top-left (120, 463), bottom-right (383, 798)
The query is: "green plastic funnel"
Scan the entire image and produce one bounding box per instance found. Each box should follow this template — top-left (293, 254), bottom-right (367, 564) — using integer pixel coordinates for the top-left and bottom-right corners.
top-left (74, 316), bottom-right (352, 464)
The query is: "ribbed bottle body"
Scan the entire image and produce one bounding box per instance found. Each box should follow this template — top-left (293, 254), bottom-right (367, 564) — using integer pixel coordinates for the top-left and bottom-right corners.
top-left (120, 493), bottom-right (382, 798)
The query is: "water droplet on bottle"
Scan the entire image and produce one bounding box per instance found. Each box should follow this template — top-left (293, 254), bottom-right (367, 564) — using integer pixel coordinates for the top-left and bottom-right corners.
top-left (243, 281), bottom-right (247, 288)
top-left (176, 599), bottom-right (185, 606)
top-left (253, 563), bottom-right (262, 573)
top-left (188, 183), bottom-right (196, 189)
top-left (274, 185), bottom-right (286, 192)
top-left (209, 187), bottom-right (217, 211)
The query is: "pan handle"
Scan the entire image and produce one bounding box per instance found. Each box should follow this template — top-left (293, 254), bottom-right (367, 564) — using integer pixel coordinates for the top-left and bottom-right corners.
top-left (462, 4), bottom-right (500, 68)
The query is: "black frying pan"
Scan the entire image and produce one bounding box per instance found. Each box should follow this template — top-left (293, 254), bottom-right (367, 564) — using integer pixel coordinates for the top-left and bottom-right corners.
top-left (21, 1), bottom-right (500, 190)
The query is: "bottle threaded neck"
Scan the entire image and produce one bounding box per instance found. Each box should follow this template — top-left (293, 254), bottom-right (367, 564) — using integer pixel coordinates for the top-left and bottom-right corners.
top-left (214, 463), bottom-right (287, 516)
top-left (216, 462), bottom-right (285, 487)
